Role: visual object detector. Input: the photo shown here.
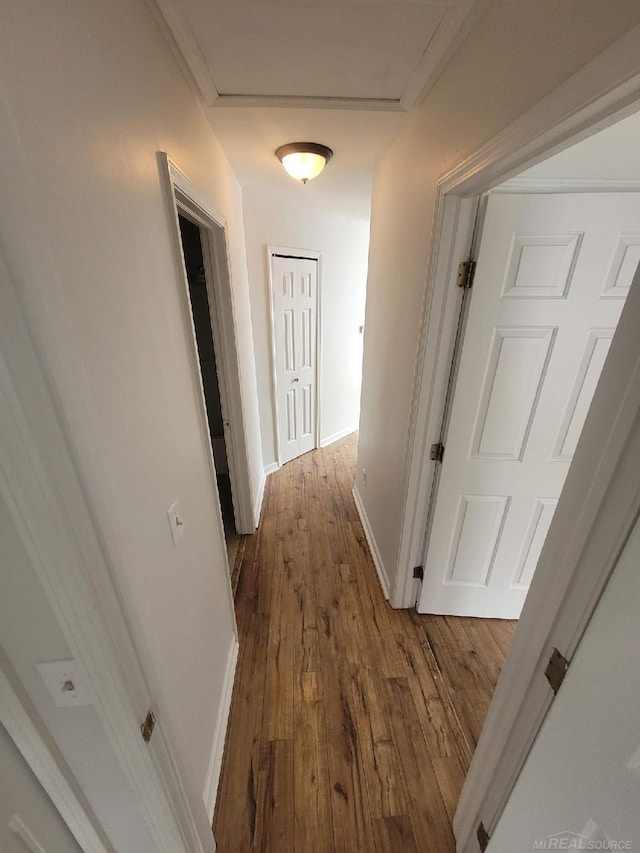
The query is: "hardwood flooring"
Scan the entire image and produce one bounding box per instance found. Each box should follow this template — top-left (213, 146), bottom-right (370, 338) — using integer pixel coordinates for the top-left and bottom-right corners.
top-left (214, 434), bottom-right (516, 852)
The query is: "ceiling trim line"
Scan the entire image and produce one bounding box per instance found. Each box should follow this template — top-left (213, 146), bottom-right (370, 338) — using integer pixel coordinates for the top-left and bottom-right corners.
top-left (150, 0), bottom-right (220, 105)
top-left (401, 0), bottom-right (489, 110)
top-left (212, 94), bottom-right (406, 112)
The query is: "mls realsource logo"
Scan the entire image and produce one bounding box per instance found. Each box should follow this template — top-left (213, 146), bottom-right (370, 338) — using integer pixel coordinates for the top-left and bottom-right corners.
top-left (533, 832), bottom-right (633, 850)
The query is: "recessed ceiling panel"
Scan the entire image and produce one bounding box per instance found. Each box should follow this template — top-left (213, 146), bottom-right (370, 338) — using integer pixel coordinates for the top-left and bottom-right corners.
top-left (181, 0), bottom-right (464, 100)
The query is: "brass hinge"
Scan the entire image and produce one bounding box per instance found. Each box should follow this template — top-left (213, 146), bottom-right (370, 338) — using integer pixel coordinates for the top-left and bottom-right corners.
top-left (477, 821), bottom-right (490, 851)
top-left (141, 709), bottom-right (156, 743)
top-left (457, 259), bottom-right (476, 289)
top-left (545, 647), bottom-right (570, 695)
top-left (413, 566), bottom-right (424, 581)
top-left (430, 442), bottom-right (445, 463)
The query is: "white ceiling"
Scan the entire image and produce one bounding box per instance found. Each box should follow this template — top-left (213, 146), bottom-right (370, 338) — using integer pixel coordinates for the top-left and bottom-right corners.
top-left (153, 0), bottom-right (481, 217)
top-left (175, 0), bottom-right (473, 105)
top-left (208, 107), bottom-right (404, 218)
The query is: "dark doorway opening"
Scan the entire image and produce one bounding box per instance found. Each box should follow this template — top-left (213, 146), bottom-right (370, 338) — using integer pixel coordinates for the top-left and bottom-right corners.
top-left (177, 214), bottom-right (241, 569)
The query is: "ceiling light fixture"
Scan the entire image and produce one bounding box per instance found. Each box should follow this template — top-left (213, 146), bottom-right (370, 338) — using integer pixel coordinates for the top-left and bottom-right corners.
top-left (275, 142), bottom-right (334, 184)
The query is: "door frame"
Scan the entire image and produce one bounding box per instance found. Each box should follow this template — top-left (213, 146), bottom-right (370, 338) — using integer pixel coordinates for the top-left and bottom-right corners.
top-left (267, 246), bottom-right (322, 468)
top-left (159, 154), bottom-right (255, 535)
top-left (388, 24), bottom-right (640, 853)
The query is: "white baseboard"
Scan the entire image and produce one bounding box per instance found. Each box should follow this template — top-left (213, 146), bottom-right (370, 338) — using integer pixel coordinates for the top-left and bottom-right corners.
top-left (253, 471), bottom-right (266, 528)
top-left (352, 486), bottom-right (390, 600)
top-left (252, 464), bottom-right (280, 526)
top-left (319, 425), bottom-right (359, 448)
top-left (203, 636), bottom-right (239, 822)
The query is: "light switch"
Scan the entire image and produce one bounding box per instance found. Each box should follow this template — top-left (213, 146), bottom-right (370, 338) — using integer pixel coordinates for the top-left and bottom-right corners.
top-left (36, 659), bottom-right (92, 707)
top-left (167, 498), bottom-right (184, 546)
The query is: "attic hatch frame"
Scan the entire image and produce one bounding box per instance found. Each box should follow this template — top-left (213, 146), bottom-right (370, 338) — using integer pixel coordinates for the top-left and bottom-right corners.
top-left (392, 24), bottom-right (640, 853)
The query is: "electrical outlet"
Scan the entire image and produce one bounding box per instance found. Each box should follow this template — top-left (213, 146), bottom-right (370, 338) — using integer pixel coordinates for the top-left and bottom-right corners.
top-left (36, 659), bottom-right (92, 707)
top-left (167, 498), bottom-right (184, 546)
top-left (362, 468), bottom-right (367, 485)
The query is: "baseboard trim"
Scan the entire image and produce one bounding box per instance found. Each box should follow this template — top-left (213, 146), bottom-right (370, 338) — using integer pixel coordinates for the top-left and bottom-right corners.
top-left (253, 471), bottom-right (266, 528)
top-left (263, 461), bottom-right (280, 476)
top-left (320, 426), bottom-right (359, 448)
top-left (203, 636), bottom-right (239, 822)
top-left (352, 486), bottom-right (390, 600)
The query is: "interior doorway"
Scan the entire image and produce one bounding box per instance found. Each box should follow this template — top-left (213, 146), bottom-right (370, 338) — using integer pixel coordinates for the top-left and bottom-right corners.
top-left (177, 213), bottom-right (242, 569)
top-left (399, 100), bottom-right (640, 853)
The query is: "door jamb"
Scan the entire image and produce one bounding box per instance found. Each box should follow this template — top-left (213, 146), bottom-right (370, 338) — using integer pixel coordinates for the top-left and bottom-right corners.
top-left (267, 245), bottom-right (322, 469)
top-left (394, 194), bottom-right (479, 609)
top-left (159, 154), bottom-right (255, 536)
top-left (388, 23), bottom-right (640, 852)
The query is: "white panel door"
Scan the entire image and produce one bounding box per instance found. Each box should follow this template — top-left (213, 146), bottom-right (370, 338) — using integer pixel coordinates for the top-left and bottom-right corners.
top-left (488, 514), bottom-right (640, 852)
top-left (272, 255), bottom-right (318, 465)
top-left (418, 193), bottom-right (640, 618)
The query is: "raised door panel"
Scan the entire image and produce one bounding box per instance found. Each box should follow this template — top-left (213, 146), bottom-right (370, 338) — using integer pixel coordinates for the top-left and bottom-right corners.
top-left (300, 271), bottom-right (312, 298)
top-left (285, 388), bottom-right (297, 443)
top-left (446, 495), bottom-right (510, 587)
top-left (301, 384), bottom-right (312, 439)
top-left (511, 498), bottom-right (558, 589)
top-left (552, 329), bottom-right (614, 461)
top-left (282, 270), bottom-right (295, 298)
top-left (300, 309), bottom-right (312, 369)
top-left (602, 234), bottom-right (640, 299)
top-left (501, 233), bottom-right (582, 299)
top-left (471, 327), bottom-right (556, 461)
top-left (282, 309), bottom-right (296, 374)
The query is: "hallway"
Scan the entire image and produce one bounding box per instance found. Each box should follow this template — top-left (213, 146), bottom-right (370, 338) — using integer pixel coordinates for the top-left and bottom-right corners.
top-left (214, 434), bottom-right (516, 851)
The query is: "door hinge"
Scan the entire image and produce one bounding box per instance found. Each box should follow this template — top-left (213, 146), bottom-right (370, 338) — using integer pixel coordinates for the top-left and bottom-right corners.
top-left (477, 821), bottom-right (490, 852)
top-left (141, 709), bottom-right (156, 743)
top-left (545, 647), bottom-right (570, 695)
top-left (413, 566), bottom-right (424, 581)
top-left (430, 442), bottom-right (445, 463)
top-left (457, 259), bottom-right (476, 289)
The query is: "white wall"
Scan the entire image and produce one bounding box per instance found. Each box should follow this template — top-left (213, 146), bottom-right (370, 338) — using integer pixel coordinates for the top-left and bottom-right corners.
top-left (0, 723), bottom-right (81, 853)
top-left (243, 189), bottom-right (370, 466)
top-left (357, 0), bottom-right (640, 595)
top-left (0, 0), bottom-right (262, 828)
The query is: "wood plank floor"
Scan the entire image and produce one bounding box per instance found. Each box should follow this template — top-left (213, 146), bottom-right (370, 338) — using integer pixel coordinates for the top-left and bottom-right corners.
top-left (214, 434), bottom-right (516, 852)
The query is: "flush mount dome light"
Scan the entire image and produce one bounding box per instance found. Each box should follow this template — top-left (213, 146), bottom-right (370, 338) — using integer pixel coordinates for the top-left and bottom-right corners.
top-left (275, 142), bottom-right (334, 184)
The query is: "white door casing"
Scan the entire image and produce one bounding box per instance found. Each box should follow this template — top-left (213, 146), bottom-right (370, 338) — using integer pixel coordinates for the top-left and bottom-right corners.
top-left (271, 254), bottom-right (319, 465)
top-left (162, 154), bottom-right (256, 535)
top-left (418, 192), bottom-right (640, 619)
